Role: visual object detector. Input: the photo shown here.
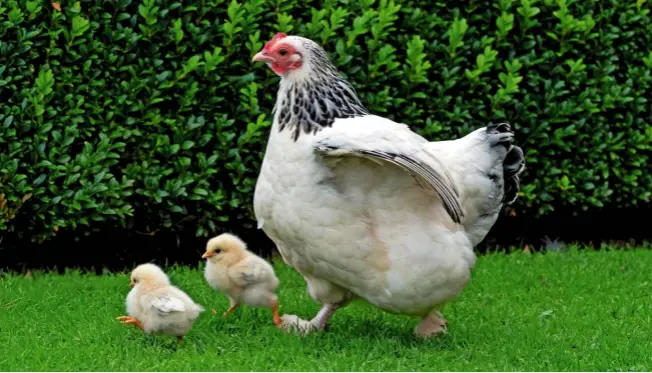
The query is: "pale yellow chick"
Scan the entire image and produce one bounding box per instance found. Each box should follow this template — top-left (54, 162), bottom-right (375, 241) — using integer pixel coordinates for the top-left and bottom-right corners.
top-left (202, 233), bottom-right (281, 326)
top-left (116, 263), bottom-right (204, 343)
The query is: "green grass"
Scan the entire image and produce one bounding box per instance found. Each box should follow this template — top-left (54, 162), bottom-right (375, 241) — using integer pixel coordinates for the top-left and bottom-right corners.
top-left (1, 247), bottom-right (651, 371)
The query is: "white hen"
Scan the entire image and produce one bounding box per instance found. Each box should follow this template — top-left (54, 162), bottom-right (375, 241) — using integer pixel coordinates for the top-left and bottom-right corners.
top-left (117, 263), bottom-right (204, 343)
top-left (251, 33), bottom-right (525, 337)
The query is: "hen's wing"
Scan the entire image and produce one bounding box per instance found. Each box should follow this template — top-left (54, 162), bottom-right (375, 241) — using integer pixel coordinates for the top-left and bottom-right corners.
top-left (312, 115), bottom-right (464, 224)
top-left (150, 294), bottom-right (186, 315)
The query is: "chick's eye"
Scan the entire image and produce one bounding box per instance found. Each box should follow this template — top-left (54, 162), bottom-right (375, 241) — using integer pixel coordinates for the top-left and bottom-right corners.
top-left (278, 49), bottom-right (288, 56)
top-left (214, 249), bottom-right (222, 254)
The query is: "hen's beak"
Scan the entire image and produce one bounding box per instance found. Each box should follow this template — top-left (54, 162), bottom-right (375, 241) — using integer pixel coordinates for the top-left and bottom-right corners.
top-left (252, 51), bottom-right (275, 63)
top-left (202, 251), bottom-right (213, 259)
top-left (129, 281), bottom-right (135, 287)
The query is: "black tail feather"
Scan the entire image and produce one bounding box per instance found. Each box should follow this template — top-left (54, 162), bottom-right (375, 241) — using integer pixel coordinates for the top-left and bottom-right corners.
top-left (486, 122), bottom-right (526, 205)
top-left (503, 145), bottom-right (525, 204)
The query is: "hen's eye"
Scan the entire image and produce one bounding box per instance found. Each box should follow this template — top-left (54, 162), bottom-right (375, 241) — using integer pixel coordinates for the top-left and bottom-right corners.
top-left (278, 49), bottom-right (288, 56)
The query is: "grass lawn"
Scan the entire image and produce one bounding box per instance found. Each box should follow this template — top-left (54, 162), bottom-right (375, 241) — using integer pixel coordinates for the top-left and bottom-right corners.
top-left (1, 247), bottom-right (651, 371)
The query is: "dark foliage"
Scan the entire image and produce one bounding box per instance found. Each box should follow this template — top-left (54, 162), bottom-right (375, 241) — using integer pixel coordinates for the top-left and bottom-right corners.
top-left (0, 0), bottom-right (650, 266)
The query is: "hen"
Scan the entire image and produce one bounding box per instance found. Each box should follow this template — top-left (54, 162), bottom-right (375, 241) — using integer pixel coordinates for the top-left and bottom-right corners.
top-left (252, 33), bottom-right (525, 337)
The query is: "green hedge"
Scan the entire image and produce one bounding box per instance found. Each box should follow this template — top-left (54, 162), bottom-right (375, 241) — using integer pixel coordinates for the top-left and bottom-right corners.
top-left (1, 0), bottom-right (650, 244)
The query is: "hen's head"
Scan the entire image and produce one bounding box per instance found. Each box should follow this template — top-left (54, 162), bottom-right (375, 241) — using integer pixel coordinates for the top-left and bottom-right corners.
top-left (252, 33), bottom-right (330, 77)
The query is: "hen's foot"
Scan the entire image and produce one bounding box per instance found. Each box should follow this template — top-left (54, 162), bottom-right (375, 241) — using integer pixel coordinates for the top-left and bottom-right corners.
top-left (414, 312), bottom-right (447, 338)
top-left (278, 303), bottom-right (339, 335)
top-left (278, 314), bottom-right (317, 335)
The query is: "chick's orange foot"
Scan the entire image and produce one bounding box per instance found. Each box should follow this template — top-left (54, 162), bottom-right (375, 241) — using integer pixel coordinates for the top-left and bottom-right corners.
top-left (222, 304), bottom-right (239, 317)
top-left (116, 315), bottom-right (144, 331)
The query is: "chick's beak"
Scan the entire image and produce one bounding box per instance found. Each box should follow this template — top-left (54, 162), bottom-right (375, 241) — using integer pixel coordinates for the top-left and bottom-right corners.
top-left (252, 51), bottom-right (275, 63)
top-left (202, 251), bottom-right (213, 259)
top-left (129, 281), bottom-right (135, 287)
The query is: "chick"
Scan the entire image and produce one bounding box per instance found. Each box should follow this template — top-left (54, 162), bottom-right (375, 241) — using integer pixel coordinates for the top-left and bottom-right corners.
top-left (116, 263), bottom-right (204, 343)
top-left (202, 233), bottom-right (281, 326)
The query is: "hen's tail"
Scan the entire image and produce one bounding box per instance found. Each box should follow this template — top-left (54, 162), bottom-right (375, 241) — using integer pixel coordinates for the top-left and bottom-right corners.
top-left (423, 122), bottom-right (525, 246)
top-left (485, 122), bottom-right (525, 205)
top-left (462, 122), bottom-right (525, 245)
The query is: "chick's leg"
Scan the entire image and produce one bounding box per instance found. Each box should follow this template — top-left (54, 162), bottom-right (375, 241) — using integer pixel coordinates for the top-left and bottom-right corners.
top-left (271, 300), bottom-right (282, 326)
top-left (210, 296), bottom-right (238, 316)
top-left (116, 316), bottom-right (144, 331)
top-left (222, 303), bottom-right (239, 317)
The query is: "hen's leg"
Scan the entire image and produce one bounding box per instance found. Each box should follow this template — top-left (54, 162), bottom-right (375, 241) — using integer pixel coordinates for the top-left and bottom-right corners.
top-left (279, 275), bottom-right (351, 335)
top-left (414, 310), bottom-right (448, 338)
top-left (311, 303), bottom-right (340, 328)
top-left (280, 303), bottom-right (343, 334)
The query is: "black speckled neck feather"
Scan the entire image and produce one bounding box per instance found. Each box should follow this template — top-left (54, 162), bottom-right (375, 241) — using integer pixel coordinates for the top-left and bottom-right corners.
top-left (274, 41), bottom-right (369, 141)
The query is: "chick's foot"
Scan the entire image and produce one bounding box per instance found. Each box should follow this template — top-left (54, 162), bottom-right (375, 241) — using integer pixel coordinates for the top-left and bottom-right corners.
top-left (222, 304), bottom-right (239, 317)
top-left (116, 316), bottom-right (144, 331)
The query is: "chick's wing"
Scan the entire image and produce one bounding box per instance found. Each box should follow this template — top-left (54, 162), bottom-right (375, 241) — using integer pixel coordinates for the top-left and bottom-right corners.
top-left (227, 260), bottom-right (270, 288)
top-left (150, 294), bottom-right (186, 315)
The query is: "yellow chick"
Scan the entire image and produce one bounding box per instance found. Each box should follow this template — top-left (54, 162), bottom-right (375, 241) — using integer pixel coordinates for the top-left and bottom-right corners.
top-left (202, 233), bottom-right (281, 326)
top-left (116, 263), bottom-right (204, 343)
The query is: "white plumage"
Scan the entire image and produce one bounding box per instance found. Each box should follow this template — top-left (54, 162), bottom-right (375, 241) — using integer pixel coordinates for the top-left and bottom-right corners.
top-left (117, 263), bottom-right (203, 343)
top-left (251, 34), bottom-right (525, 337)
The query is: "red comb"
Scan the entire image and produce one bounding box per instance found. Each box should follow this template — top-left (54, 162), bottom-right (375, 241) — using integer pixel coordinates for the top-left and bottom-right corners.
top-left (264, 32), bottom-right (287, 51)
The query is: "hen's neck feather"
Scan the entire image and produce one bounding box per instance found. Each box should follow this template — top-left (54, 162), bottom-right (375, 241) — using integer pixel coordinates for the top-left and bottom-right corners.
top-left (273, 45), bottom-right (369, 141)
